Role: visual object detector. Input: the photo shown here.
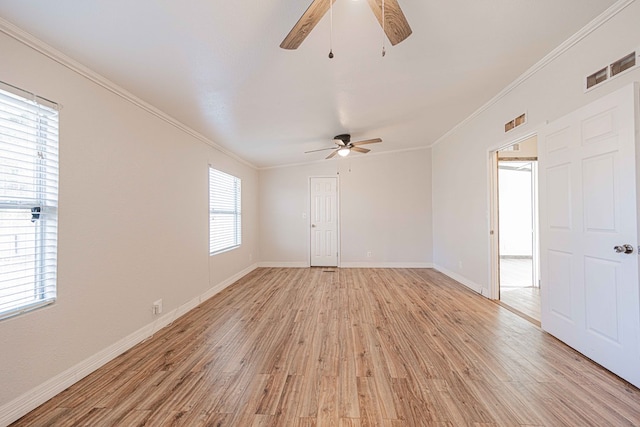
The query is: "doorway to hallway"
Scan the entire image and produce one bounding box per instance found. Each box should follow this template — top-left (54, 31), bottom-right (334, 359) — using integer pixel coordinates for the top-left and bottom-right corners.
top-left (494, 136), bottom-right (540, 323)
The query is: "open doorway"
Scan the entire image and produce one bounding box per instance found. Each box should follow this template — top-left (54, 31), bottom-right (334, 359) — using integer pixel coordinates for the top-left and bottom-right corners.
top-left (495, 136), bottom-right (540, 323)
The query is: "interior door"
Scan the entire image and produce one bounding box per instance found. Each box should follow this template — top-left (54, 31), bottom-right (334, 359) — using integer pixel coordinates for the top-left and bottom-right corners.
top-left (310, 177), bottom-right (338, 267)
top-left (539, 83), bottom-right (640, 387)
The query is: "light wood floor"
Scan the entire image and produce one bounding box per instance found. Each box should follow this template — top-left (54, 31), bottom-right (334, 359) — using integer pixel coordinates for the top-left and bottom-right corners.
top-left (11, 268), bottom-right (640, 426)
top-left (500, 286), bottom-right (541, 324)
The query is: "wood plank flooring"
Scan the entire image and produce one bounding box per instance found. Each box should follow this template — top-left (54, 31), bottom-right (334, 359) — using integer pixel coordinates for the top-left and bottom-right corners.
top-left (11, 268), bottom-right (640, 426)
top-left (500, 286), bottom-right (541, 324)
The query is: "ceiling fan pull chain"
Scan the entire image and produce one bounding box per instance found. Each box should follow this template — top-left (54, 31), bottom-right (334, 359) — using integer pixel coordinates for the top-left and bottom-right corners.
top-left (382, 0), bottom-right (386, 57)
top-left (328, 0), bottom-right (334, 58)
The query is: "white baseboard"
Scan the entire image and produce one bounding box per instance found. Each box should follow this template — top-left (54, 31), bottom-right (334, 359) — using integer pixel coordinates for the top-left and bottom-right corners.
top-left (200, 263), bottom-right (258, 302)
top-left (0, 264), bottom-right (258, 427)
top-left (340, 262), bottom-right (433, 269)
top-left (256, 262), bottom-right (433, 269)
top-left (257, 261), bottom-right (309, 268)
top-left (432, 264), bottom-right (487, 296)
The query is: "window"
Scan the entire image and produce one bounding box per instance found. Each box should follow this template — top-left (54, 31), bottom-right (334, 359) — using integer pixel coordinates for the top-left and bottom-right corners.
top-left (0, 83), bottom-right (59, 321)
top-left (209, 168), bottom-right (241, 255)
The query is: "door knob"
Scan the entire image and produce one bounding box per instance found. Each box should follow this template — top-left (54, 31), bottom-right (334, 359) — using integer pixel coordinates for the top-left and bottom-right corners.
top-left (311, 224), bottom-right (316, 228)
top-left (614, 244), bottom-right (634, 254)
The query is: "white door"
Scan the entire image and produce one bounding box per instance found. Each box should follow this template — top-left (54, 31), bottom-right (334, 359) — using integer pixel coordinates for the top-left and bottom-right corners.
top-left (310, 177), bottom-right (338, 267)
top-left (539, 83), bottom-right (640, 387)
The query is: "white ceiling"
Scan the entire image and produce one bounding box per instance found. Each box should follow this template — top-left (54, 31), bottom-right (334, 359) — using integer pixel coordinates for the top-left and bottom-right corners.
top-left (0, 0), bottom-right (617, 168)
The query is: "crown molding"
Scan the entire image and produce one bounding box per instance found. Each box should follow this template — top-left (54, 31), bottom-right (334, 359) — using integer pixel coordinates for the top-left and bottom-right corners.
top-left (430, 0), bottom-right (636, 148)
top-left (0, 17), bottom-right (257, 170)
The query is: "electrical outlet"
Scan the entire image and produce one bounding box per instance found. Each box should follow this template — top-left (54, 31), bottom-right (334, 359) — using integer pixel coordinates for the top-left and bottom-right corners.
top-left (249, 253), bottom-right (253, 261)
top-left (458, 261), bottom-right (463, 269)
top-left (152, 299), bottom-right (163, 315)
top-left (367, 251), bottom-right (372, 258)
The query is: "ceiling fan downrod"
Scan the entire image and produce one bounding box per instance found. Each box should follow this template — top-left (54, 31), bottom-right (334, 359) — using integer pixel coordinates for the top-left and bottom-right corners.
top-left (328, 0), bottom-right (334, 59)
top-left (382, 0), bottom-right (386, 57)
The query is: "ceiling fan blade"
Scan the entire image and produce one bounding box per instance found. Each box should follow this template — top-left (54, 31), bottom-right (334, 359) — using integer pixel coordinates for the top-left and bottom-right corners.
top-left (351, 138), bottom-right (382, 146)
top-left (326, 150), bottom-right (339, 159)
top-left (280, 0), bottom-right (336, 50)
top-left (305, 147), bottom-right (338, 153)
top-left (366, 0), bottom-right (412, 46)
top-left (351, 147), bottom-right (371, 154)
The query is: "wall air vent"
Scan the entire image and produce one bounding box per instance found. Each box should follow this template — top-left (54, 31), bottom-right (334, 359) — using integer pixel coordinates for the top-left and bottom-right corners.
top-left (611, 51), bottom-right (636, 77)
top-left (501, 143), bottom-right (520, 152)
top-left (586, 67), bottom-right (608, 89)
top-left (585, 49), bottom-right (638, 91)
top-left (504, 113), bottom-right (526, 133)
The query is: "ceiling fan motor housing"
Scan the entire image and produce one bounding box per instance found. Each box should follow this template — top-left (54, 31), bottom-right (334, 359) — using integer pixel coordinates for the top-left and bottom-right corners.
top-left (334, 134), bottom-right (351, 144)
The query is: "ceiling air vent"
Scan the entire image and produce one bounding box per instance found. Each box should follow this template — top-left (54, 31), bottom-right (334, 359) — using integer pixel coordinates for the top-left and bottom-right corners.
top-left (504, 113), bottom-right (526, 133)
top-left (585, 49), bottom-right (638, 91)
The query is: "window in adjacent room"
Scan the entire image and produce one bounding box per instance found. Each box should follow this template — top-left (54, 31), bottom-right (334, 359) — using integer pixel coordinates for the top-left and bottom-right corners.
top-left (0, 83), bottom-right (59, 321)
top-left (209, 168), bottom-right (241, 255)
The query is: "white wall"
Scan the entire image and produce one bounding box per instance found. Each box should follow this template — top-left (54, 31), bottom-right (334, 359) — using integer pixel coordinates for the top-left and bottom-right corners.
top-left (3, 1), bottom-right (637, 422)
top-left (0, 30), bottom-right (258, 419)
top-left (432, 2), bottom-right (640, 294)
top-left (259, 149), bottom-right (433, 267)
top-left (498, 165), bottom-right (533, 256)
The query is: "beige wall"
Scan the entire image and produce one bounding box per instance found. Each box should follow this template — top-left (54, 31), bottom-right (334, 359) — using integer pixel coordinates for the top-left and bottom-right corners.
top-left (432, 2), bottom-right (640, 294)
top-left (259, 149), bottom-right (433, 267)
top-left (3, 1), bottom-right (639, 422)
top-left (0, 31), bottom-right (258, 414)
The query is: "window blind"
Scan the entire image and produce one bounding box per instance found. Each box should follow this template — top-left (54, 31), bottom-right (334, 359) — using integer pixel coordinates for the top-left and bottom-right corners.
top-left (209, 168), bottom-right (241, 255)
top-left (0, 83), bottom-right (59, 321)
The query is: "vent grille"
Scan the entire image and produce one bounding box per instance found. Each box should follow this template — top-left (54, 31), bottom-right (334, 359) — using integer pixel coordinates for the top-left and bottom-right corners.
top-left (502, 143), bottom-right (521, 152)
top-left (505, 113), bottom-right (526, 133)
top-left (585, 49), bottom-right (638, 91)
top-left (587, 67), bottom-right (608, 89)
top-left (611, 52), bottom-right (636, 77)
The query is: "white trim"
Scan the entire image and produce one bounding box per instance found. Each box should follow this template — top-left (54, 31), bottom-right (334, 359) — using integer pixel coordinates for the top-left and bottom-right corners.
top-left (0, 17), bottom-right (256, 170)
top-left (257, 262), bottom-right (432, 269)
top-left (430, 0), bottom-right (636, 148)
top-left (202, 263), bottom-right (258, 302)
top-left (257, 261), bottom-right (309, 268)
top-left (0, 263), bottom-right (258, 427)
top-left (486, 124), bottom-right (544, 300)
top-left (309, 176), bottom-right (340, 268)
top-left (340, 262), bottom-right (433, 269)
top-left (433, 264), bottom-right (487, 296)
top-left (487, 150), bottom-right (500, 300)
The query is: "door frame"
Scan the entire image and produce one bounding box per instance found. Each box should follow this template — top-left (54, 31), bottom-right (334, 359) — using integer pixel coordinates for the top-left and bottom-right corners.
top-left (488, 129), bottom-right (540, 300)
top-left (308, 175), bottom-right (341, 267)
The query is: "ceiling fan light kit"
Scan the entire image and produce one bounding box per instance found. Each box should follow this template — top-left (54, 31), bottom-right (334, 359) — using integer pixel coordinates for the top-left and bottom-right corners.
top-left (304, 134), bottom-right (383, 159)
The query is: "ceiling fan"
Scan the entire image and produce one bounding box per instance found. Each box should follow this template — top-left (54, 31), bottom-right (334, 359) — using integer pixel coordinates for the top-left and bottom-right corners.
top-left (280, 0), bottom-right (412, 50)
top-left (305, 134), bottom-right (383, 159)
